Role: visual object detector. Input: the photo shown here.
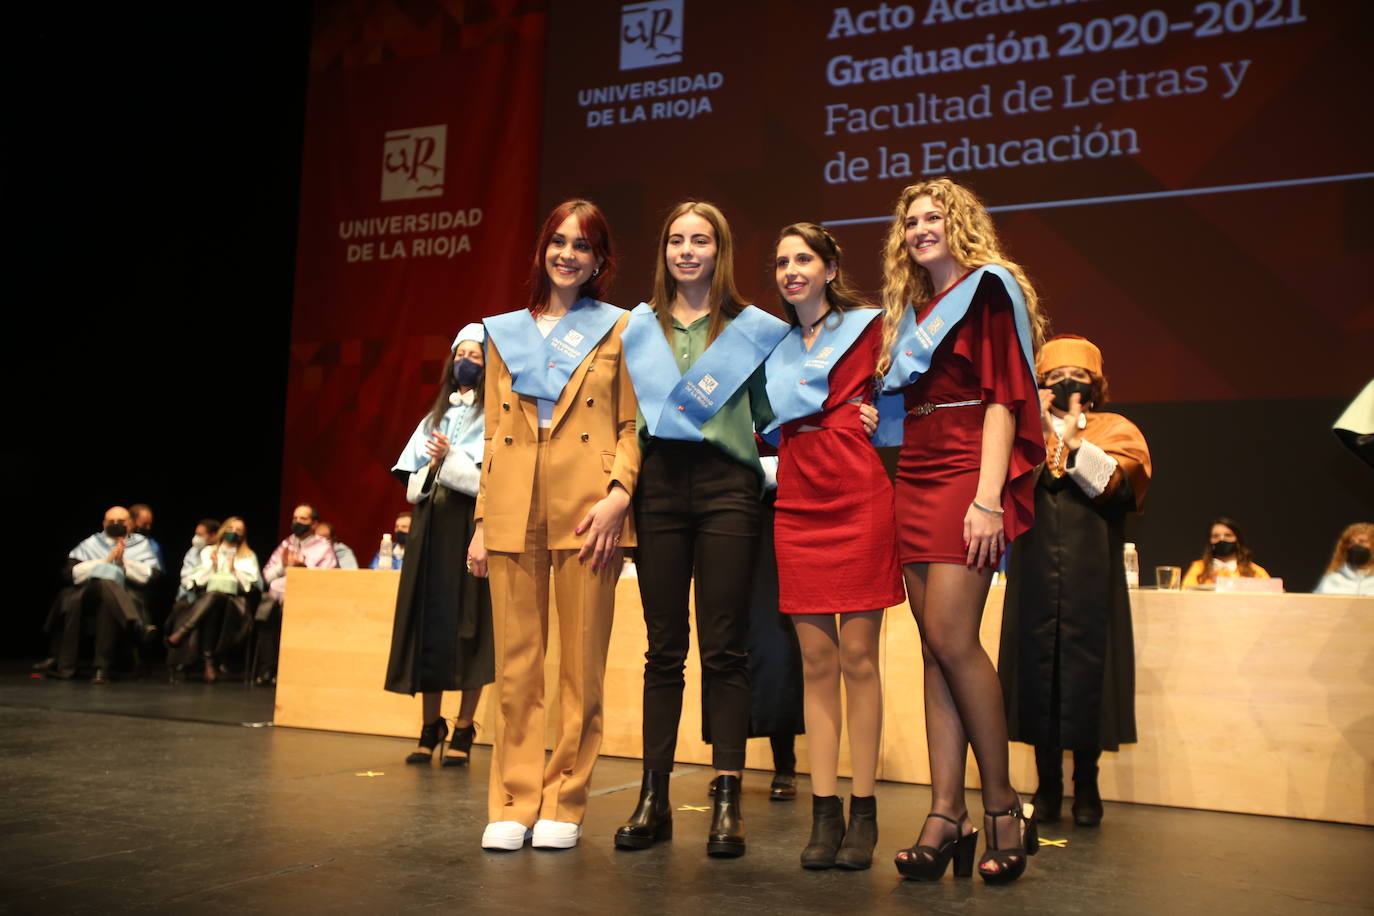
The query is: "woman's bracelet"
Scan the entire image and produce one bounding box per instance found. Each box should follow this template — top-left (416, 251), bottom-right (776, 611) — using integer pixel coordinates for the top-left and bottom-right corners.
top-left (972, 499), bottom-right (1005, 516)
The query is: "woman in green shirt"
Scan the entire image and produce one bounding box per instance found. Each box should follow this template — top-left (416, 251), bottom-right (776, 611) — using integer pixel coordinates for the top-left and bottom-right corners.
top-left (615, 201), bottom-right (787, 859)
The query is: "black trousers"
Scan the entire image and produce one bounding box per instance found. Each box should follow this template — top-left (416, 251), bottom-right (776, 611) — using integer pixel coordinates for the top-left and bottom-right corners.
top-left (634, 441), bottom-right (760, 771)
top-left (254, 596), bottom-right (282, 677)
top-left (53, 579), bottom-right (144, 672)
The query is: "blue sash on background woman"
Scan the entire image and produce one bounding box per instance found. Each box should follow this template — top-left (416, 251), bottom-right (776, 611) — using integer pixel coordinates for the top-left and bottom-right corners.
top-left (622, 303), bottom-right (789, 442)
top-left (484, 298), bottom-right (623, 401)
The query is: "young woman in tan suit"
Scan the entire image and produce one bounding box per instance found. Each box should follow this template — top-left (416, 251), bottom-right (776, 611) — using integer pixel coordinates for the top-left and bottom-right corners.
top-left (467, 200), bottom-right (639, 852)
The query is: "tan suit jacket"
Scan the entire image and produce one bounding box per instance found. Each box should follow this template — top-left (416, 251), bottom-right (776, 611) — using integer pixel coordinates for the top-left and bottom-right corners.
top-left (475, 312), bottom-right (640, 552)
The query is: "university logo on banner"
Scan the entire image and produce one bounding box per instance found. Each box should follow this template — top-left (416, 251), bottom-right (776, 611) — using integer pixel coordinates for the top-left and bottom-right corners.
top-left (564, 329), bottom-right (585, 347)
top-left (381, 125), bottom-right (447, 201)
top-left (698, 373), bottom-right (719, 395)
top-left (620, 0), bottom-right (683, 70)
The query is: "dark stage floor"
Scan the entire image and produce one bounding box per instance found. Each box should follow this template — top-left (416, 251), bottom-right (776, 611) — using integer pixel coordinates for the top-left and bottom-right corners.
top-left (1, 669), bottom-right (1369, 915)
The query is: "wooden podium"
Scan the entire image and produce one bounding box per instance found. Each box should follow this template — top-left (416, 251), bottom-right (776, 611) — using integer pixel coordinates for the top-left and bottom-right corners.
top-left (274, 568), bottom-right (1374, 825)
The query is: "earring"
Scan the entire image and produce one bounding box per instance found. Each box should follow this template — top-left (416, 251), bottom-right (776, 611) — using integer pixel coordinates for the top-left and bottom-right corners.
top-left (591, 266), bottom-right (601, 278)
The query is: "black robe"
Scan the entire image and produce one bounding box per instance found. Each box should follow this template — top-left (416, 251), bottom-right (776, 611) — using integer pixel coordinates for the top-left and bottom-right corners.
top-left (999, 411), bottom-right (1150, 752)
top-left (384, 482), bottom-right (494, 694)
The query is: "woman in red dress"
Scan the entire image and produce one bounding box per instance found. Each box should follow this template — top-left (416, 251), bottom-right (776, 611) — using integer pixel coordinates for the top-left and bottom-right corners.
top-left (767, 223), bottom-right (905, 871)
top-left (878, 179), bottom-right (1047, 884)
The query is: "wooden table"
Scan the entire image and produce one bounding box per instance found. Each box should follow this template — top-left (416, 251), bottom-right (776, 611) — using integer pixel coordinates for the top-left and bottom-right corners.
top-left (274, 568), bottom-right (1374, 825)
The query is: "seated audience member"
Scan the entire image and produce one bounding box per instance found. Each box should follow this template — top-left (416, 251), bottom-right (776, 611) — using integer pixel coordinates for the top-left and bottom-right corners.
top-left (175, 519), bottom-right (222, 602)
top-left (166, 517), bottom-right (262, 682)
top-left (41, 506), bottom-right (162, 683)
top-left (369, 511), bottom-right (412, 570)
top-left (1182, 517), bottom-right (1270, 588)
top-left (130, 503), bottom-right (165, 569)
top-left (1315, 523), bottom-right (1374, 596)
top-left (317, 521), bottom-right (359, 570)
top-left (254, 503), bottom-right (338, 685)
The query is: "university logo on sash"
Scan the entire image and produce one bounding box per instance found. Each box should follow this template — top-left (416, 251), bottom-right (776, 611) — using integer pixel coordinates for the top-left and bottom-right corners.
top-left (623, 303), bottom-right (789, 441)
top-left (484, 299), bottom-right (623, 402)
top-left (762, 308), bottom-right (882, 441)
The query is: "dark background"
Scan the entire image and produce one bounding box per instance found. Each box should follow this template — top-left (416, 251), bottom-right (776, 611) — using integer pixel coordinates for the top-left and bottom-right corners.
top-left (8, 3), bottom-right (1370, 660)
top-left (10, 4), bottom-right (312, 657)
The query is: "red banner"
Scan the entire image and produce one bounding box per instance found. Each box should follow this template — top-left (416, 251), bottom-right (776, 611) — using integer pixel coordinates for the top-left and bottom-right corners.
top-left (281, 1), bottom-right (545, 551)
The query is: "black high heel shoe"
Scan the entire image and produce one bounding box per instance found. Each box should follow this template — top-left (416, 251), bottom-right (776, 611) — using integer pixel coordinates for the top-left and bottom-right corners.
top-left (443, 721), bottom-right (476, 768)
top-left (707, 774), bottom-right (745, 857)
top-left (978, 799), bottom-right (1038, 885)
top-left (615, 771), bottom-right (673, 849)
top-left (406, 717), bottom-right (448, 764)
top-left (894, 812), bottom-right (977, 880)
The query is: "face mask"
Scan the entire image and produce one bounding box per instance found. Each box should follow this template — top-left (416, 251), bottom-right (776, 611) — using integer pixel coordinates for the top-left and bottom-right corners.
top-left (291, 522), bottom-right (312, 538)
top-left (221, 530), bottom-right (243, 546)
top-left (1211, 540), bottom-right (1238, 558)
top-left (452, 358), bottom-right (481, 389)
top-left (1050, 378), bottom-right (1093, 412)
top-left (393, 530), bottom-right (408, 547)
top-left (136, 526), bottom-right (152, 535)
top-left (1347, 545), bottom-right (1372, 567)
top-left (104, 523), bottom-right (128, 539)
top-left (191, 534), bottom-right (207, 549)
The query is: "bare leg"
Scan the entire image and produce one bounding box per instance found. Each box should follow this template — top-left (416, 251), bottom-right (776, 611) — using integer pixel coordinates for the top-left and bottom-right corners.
top-left (795, 614), bottom-right (841, 797)
top-left (446, 687), bottom-right (484, 762)
top-left (838, 610), bottom-right (884, 798)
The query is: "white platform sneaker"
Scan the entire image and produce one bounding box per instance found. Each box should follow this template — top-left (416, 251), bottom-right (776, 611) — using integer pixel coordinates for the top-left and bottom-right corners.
top-left (531, 819), bottom-right (581, 849)
top-left (481, 821), bottom-right (532, 850)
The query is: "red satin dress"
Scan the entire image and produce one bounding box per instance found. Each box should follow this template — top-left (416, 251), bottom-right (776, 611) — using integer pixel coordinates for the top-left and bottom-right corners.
top-left (774, 319), bottom-right (906, 614)
top-left (895, 271), bottom-right (1044, 565)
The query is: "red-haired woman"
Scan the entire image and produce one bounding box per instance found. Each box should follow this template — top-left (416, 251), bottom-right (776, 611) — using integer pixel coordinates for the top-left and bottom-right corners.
top-left (467, 200), bottom-right (640, 852)
top-left (614, 201), bottom-right (789, 859)
top-left (877, 179), bottom-right (1046, 884)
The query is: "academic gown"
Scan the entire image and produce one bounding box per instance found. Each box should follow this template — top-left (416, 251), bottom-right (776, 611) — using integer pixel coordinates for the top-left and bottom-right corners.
top-left (384, 395), bottom-right (494, 694)
top-left (999, 410), bottom-right (1151, 752)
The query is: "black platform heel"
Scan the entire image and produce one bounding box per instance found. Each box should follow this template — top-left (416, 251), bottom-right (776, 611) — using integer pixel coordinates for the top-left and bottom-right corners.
top-left (405, 717), bottom-right (448, 764)
top-left (615, 771), bottom-right (673, 849)
top-left (978, 799), bottom-right (1038, 885)
top-left (443, 721), bottom-right (476, 767)
top-left (707, 774), bottom-right (745, 857)
top-left (894, 812), bottom-right (977, 880)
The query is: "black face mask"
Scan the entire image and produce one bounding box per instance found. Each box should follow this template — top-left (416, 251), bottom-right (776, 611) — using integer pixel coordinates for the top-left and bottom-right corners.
top-left (393, 530), bottom-right (408, 547)
top-left (104, 523), bottom-right (128, 539)
top-left (452, 358), bottom-right (481, 389)
top-left (1347, 545), bottom-right (1371, 567)
top-left (291, 522), bottom-right (312, 538)
top-left (1049, 378), bottom-right (1093, 412)
top-left (1211, 540), bottom-right (1238, 558)
top-left (221, 530), bottom-right (242, 546)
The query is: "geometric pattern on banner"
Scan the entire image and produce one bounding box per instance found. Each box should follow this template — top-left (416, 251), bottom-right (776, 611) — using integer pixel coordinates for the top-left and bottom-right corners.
top-left (311, 0), bottom-right (549, 72)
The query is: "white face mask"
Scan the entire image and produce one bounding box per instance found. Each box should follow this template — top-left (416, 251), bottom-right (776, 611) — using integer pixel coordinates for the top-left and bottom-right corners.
top-left (191, 535), bottom-right (207, 549)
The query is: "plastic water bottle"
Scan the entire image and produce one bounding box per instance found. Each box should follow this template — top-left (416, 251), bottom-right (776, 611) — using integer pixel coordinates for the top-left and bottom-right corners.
top-left (1123, 542), bottom-right (1139, 589)
top-left (378, 533), bottom-right (393, 570)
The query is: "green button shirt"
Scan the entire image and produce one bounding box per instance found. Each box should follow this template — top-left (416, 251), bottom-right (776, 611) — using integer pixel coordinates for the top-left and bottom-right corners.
top-left (636, 312), bottom-right (775, 478)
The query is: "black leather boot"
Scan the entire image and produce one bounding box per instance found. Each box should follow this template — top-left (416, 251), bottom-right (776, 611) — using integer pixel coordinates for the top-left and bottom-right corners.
top-left (1072, 749), bottom-right (1103, 826)
top-left (800, 795), bottom-right (845, 869)
top-left (834, 795), bottom-right (877, 870)
top-left (615, 771), bottom-right (673, 849)
top-left (1032, 744), bottom-right (1064, 824)
top-left (707, 774), bottom-right (745, 857)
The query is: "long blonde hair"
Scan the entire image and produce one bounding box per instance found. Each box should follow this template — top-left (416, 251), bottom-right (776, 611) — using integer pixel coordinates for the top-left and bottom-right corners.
top-left (877, 178), bottom-right (1047, 376)
top-left (218, 516), bottom-right (253, 561)
top-left (649, 201), bottom-right (747, 345)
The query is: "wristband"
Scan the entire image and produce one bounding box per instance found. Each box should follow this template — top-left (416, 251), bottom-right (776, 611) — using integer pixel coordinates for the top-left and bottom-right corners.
top-left (972, 499), bottom-right (1005, 516)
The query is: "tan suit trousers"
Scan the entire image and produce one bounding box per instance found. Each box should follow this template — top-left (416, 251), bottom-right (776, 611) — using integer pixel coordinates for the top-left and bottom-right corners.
top-left (486, 434), bottom-right (620, 826)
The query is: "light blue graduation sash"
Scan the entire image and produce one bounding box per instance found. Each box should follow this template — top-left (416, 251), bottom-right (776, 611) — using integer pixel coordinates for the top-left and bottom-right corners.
top-left (873, 265), bottom-right (1037, 446)
top-left (761, 307), bottom-right (882, 440)
top-left (622, 303), bottom-right (789, 441)
top-left (484, 298), bottom-right (623, 402)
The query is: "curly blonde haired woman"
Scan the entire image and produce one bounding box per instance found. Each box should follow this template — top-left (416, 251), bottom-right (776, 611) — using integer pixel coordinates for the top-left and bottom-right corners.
top-left (877, 179), bottom-right (1046, 884)
top-left (1316, 522), bottom-right (1374, 595)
